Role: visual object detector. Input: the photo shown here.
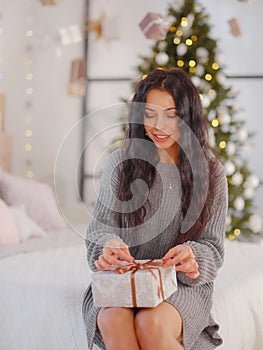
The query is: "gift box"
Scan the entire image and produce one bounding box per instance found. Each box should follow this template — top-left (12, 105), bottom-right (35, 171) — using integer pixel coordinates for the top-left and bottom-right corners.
top-left (228, 18), bottom-right (242, 37)
top-left (139, 12), bottom-right (169, 40)
top-left (92, 260), bottom-right (177, 308)
top-left (70, 58), bottom-right (86, 83)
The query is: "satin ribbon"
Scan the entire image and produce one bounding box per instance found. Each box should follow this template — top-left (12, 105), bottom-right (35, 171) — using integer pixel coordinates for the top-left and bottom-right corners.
top-left (115, 260), bottom-right (165, 308)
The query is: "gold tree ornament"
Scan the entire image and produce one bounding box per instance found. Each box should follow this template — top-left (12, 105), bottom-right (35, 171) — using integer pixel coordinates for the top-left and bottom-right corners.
top-left (85, 15), bottom-right (103, 39)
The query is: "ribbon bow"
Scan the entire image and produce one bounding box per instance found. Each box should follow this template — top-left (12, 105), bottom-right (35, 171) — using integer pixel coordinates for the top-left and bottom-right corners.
top-left (115, 260), bottom-right (165, 308)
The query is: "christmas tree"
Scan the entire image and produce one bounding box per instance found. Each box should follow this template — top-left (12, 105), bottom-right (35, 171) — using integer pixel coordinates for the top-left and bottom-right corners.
top-left (133, 0), bottom-right (262, 240)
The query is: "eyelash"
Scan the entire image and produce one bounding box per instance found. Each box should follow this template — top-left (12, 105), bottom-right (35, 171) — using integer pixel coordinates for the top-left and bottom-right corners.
top-left (144, 113), bottom-right (178, 119)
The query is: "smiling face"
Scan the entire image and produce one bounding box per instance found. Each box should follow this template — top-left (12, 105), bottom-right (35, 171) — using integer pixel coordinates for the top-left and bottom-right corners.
top-left (144, 89), bottom-right (181, 163)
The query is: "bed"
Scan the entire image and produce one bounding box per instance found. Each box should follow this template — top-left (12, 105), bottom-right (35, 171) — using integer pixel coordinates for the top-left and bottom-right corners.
top-left (0, 224), bottom-right (263, 350)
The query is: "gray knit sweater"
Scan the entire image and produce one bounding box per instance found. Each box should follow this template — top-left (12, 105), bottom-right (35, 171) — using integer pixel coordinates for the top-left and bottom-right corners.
top-left (82, 149), bottom-right (228, 350)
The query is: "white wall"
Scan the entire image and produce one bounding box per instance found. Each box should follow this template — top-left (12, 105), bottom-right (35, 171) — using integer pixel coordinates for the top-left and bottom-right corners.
top-left (1, 0), bottom-right (263, 222)
top-left (83, 0), bottom-right (263, 221)
top-left (0, 0), bottom-right (85, 199)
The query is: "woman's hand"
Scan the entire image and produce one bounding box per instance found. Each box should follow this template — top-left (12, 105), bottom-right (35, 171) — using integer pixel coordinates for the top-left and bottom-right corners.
top-left (95, 239), bottom-right (134, 271)
top-left (162, 244), bottom-right (200, 279)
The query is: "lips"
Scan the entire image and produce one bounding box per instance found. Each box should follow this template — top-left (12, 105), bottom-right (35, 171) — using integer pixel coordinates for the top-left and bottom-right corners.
top-left (153, 134), bottom-right (171, 142)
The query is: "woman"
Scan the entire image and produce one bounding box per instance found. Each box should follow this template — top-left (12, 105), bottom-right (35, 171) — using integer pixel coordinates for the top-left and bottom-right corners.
top-left (82, 68), bottom-right (228, 349)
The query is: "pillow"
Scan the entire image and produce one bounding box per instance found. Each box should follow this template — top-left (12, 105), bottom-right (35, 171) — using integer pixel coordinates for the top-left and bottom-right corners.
top-left (10, 205), bottom-right (46, 242)
top-left (0, 199), bottom-right (20, 245)
top-left (0, 169), bottom-right (67, 231)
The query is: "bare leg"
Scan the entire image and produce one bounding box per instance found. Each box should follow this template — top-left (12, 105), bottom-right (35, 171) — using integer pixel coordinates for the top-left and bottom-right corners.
top-left (135, 301), bottom-right (184, 350)
top-left (97, 307), bottom-right (140, 350)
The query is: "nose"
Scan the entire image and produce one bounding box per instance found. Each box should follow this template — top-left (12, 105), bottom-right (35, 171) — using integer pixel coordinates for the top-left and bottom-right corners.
top-left (154, 116), bottom-right (165, 131)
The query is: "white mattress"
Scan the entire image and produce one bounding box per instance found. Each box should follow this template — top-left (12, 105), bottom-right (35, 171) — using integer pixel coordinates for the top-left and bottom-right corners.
top-left (0, 230), bottom-right (262, 350)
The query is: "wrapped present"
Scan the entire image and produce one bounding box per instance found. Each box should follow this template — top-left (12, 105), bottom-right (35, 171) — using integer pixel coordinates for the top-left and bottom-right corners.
top-left (228, 18), bottom-right (242, 37)
top-left (139, 12), bottom-right (169, 40)
top-left (70, 58), bottom-right (86, 83)
top-left (92, 259), bottom-right (177, 308)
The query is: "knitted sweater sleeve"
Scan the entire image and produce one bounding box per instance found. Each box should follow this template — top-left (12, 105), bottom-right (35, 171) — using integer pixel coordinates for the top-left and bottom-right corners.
top-left (85, 150), bottom-right (123, 272)
top-left (177, 160), bottom-right (228, 287)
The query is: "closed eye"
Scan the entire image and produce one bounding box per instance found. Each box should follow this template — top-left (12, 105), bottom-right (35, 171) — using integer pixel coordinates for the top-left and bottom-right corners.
top-left (167, 115), bottom-right (178, 119)
top-left (144, 113), bottom-right (156, 119)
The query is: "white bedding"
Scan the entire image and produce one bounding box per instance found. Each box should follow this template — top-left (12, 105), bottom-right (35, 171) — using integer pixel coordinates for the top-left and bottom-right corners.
top-left (0, 229), bottom-right (263, 350)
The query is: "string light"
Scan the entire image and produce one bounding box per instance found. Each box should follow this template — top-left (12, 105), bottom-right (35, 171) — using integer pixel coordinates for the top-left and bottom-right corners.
top-left (173, 37), bottom-right (180, 45)
top-left (189, 60), bottom-right (196, 67)
top-left (24, 3), bottom-right (34, 178)
top-left (229, 233), bottom-right (236, 240)
top-left (177, 60), bottom-right (184, 67)
top-left (175, 30), bottom-right (183, 37)
top-left (180, 17), bottom-right (188, 27)
top-left (26, 170), bottom-right (34, 178)
top-left (212, 119), bottom-right (219, 127)
top-left (185, 39), bottom-right (193, 46)
top-left (25, 129), bottom-right (32, 137)
top-left (219, 141), bottom-right (227, 149)
top-left (169, 26), bottom-right (176, 32)
top-left (191, 35), bottom-right (198, 41)
top-left (26, 73), bottom-right (33, 80)
top-left (189, 67), bottom-right (195, 73)
top-left (205, 73), bottom-right (212, 81)
top-left (26, 29), bottom-right (33, 37)
top-left (212, 62), bottom-right (219, 70)
top-left (234, 228), bottom-right (241, 236)
top-left (25, 143), bottom-right (32, 151)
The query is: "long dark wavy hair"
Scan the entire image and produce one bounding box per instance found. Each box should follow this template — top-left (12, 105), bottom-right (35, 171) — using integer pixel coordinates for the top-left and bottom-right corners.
top-left (115, 68), bottom-right (218, 243)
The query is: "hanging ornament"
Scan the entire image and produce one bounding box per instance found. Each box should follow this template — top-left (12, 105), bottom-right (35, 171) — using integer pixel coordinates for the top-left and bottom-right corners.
top-left (232, 172), bottom-right (243, 186)
top-left (139, 12), bottom-right (170, 40)
top-left (157, 40), bottom-right (167, 51)
top-left (248, 214), bottom-right (262, 233)
top-left (195, 64), bottom-right (205, 76)
top-left (218, 112), bottom-right (231, 125)
top-left (236, 128), bottom-right (248, 142)
top-left (244, 174), bottom-right (260, 189)
top-left (85, 13), bottom-right (121, 41)
top-left (208, 127), bottom-right (215, 148)
top-left (228, 18), bottom-right (242, 37)
top-left (201, 94), bottom-right (210, 108)
top-left (234, 197), bottom-right (245, 211)
top-left (169, 0), bottom-right (184, 12)
top-left (225, 160), bottom-right (235, 176)
top-left (226, 141), bottom-right (236, 156)
top-left (244, 187), bottom-right (254, 199)
top-left (216, 72), bottom-right (227, 85)
top-left (191, 76), bottom-right (201, 87)
top-left (176, 43), bottom-right (187, 56)
top-left (196, 47), bottom-right (208, 63)
top-left (58, 25), bottom-right (82, 46)
top-left (155, 52), bottom-right (169, 65)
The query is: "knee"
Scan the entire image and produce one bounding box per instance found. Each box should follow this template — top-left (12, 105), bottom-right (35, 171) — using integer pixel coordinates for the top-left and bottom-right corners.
top-left (97, 307), bottom-right (132, 334)
top-left (135, 309), bottom-right (164, 338)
